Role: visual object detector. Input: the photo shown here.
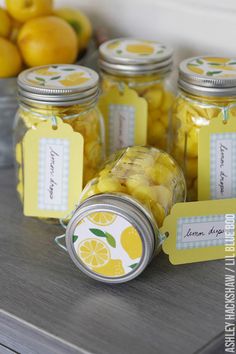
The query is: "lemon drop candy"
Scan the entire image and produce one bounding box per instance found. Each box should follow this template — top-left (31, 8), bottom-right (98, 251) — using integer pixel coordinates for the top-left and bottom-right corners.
top-left (80, 146), bottom-right (186, 226)
top-left (14, 64), bottom-right (105, 221)
top-left (97, 176), bottom-right (123, 193)
top-left (126, 174), bottom-right (149, 193)
top-left (99, 38), bottom-right (174, 152)
top-left (65, 146), bottom-right (186, 283)
top-left (172, 56), bottom-right (236, 201)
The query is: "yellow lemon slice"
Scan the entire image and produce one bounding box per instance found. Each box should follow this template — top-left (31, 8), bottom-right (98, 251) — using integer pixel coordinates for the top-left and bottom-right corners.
top-left (87, 212), bottom-right (117, 226)
top-left (187, 64), bottom-right (204, 75)
top-left (92, 259), bottom-right (125, 277)
top-left (204, 57), bottom-right (230, 64)
top-left (77, 238), bottom-right (110, 268)
top-left (59, 72), bottom-right (89, 86)
top-left (126, 44), bottom-right (154, 55)
top-left (120, 226), bottom-right (142, 259)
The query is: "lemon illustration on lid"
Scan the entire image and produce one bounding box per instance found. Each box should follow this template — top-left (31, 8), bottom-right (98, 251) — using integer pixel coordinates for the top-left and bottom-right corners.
top-left (34, 68), bottom-right (59, 76)
top-left (126, 43), bottom-right (154, 55)
top-left (107, 40), bottom-right (121, 50)
top-left (187, 65), bottom-right (204, 75)
top-left (92, 259), bottom-right (125, 276)
top-left (184, 56), bottom-right (236, 78)
top-left (77, 238), bottom-right (110, 268)
top-left (87, 211), bottom-right (117, 226)
top-left (204, 57), bottom-right (230, 64)
top-left (121, 226), bottom-right (143, 259)
top-left (59, 72), bottom-right (90, 86)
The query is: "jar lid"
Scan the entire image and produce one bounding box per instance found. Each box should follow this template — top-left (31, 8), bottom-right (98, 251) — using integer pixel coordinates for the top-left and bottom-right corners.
top-left (66, 193), bottom-right (160, 283)
top-left (99, 38), bottom-right (173, 76)
top-left (179, 56), bottom-right (236, 97)
top-left (17, 64), bottom-right (100, 106)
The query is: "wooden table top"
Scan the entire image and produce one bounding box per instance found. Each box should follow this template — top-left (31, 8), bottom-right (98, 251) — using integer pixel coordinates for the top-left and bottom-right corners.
top-left (0, 168), bottom-right (225, 354)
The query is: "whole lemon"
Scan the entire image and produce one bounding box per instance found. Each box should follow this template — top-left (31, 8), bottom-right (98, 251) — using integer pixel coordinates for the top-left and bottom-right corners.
top-left (54, 7), bottom-right (92, 51)
top-left (5, 0), bottom-right (53, 23)
top-left (18, 16), bottom-right (78, 67)
top-left (9, 19), bottom-right (22, 43)
top-left (0, 7), bottom-right (12, 38)
top-left (0, 37), bottom-right (22, 78)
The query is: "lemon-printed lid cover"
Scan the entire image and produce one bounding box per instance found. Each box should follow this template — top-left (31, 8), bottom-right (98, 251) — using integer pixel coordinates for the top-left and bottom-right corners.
top-left (71, 211), bottom-right (144, 280)
top-left (179, 56), bottom-right (236, 95)
top-left (100, 38), bottom-right (173, 64)
top-left (18, 65), bottom-right (99, 103)
top-left (66, 193), bottom-right (158, 283)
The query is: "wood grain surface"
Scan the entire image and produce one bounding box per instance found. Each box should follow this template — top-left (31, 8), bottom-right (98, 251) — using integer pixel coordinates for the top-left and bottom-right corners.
top-left (0, 168), bottom-right (225, 354)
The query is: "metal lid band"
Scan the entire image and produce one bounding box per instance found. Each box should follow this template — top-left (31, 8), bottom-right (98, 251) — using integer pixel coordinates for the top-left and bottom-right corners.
top-left (99, 38), bottom-right (173, 77)
top-left (17, 64), bottom-right (100, 105)
top-left (179, 56), bottom-right (236, 97)
top-left (65, 193), bottom-right (160, 283)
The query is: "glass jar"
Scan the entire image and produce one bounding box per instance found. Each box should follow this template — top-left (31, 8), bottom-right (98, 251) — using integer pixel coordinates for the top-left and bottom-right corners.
top-left (64, 146), bottom-right (186, 283)
top-left (99, 38), bottom-right (174, 153)
top-left (172, 56), bottom-right (236, 201)
top-left (14, 64), bottom-right (104, 217)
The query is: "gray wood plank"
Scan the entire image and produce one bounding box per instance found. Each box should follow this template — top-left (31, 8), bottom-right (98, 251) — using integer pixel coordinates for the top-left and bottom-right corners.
top-left (0, 343), bottom-right (18, 354)
top-left (195, 331), bottom-right (225, 354)
top-left (0, 310), bottom-right (86, 354)
top-left (0, 168), bottom-right (225, 354)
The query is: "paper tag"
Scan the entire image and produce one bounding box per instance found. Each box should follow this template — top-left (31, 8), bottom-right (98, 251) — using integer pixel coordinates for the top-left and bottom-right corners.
top-left (198, 116), bottom-right (236, 200)
top-left (161, 199), bottom-right (236, 264)
top-left (23, 118), bottom-right (84, 218)
top-left (99, 85), bottom-right (148, 154)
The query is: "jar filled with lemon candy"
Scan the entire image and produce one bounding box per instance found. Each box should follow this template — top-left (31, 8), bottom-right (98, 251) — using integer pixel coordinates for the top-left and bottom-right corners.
top-left (99, 38), bottom-right (174, 153)
top-left (172, 56), bottom-right (236, 201)
top-left (14, 64), bottom-right (104, 219)
top-left (63, 146), bottom-right (186, 283)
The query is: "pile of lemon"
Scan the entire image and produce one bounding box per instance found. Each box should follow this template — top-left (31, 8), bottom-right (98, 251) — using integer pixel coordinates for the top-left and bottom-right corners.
top-left (0, 0), bottom-right (92, 78)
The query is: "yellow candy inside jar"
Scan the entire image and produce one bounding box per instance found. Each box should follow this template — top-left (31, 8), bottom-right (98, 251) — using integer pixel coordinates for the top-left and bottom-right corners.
top-left (15, 103), bottom-right (104, 201)
top-left (172, 93), bottom-right (236, 201)
top-left (81, 146), bottom-right (186, 228)
top-left (101, 72), bottom-right (174, 151)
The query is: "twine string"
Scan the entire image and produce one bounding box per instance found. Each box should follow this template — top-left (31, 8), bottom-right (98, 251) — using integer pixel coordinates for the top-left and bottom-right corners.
top-left (179, 93), bottom-right (236, 123)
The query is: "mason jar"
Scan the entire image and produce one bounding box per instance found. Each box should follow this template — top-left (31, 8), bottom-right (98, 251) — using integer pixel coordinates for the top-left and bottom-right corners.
top-left (14, 64), bottom-right (104, 217)
top-left (99, 38), bottom-right (174, 153)
top-left (64, 146), bottom-right (186, 283)
top-left (172, 56), bottom-right (236, 201)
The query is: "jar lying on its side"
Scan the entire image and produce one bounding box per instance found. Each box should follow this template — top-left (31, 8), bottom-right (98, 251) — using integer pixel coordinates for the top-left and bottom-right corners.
top-left (99, 38), bottom-right (174, 152)
top-left (172, 56), bottom-right (236, 201)
top-left (65, 146), bottom-right (186, 283)
top-left (14, 64), bottom-right (104, 215)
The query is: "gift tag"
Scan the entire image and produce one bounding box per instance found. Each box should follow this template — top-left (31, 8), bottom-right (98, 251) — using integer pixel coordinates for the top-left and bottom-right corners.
top-left (161, 199), bottom-right (236, 264)
top-left (198, 115), bottom-right (236, 200)
top-left (23, 118), bottom-right (84, 218)
top-left (99, 85), bottom-right (148, 154)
